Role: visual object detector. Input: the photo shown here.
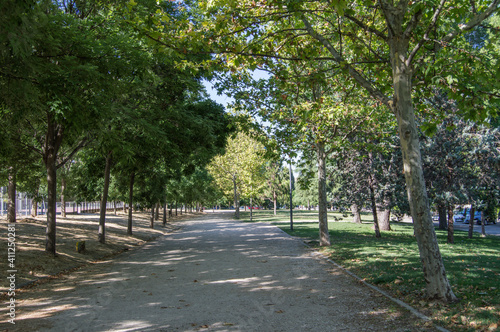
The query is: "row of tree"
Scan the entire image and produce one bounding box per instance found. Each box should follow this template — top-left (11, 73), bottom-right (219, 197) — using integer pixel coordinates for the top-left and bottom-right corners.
top-left (193, 0), bottom-right (500, 303)
top-left (0, 1), bottom-right (231, 255)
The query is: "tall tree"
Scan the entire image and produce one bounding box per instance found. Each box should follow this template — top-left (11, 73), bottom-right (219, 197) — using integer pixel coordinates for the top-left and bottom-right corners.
top-left (198, 0), bottom-right (500, 303)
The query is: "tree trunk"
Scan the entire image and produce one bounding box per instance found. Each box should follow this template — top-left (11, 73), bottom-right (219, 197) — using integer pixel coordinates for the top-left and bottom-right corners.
top-left (317, 141), bottom-right (330, 246)
top-left (378, 209), bottom-right (391, 231)
top-left (390, 37), bottom-right (456, 302)
top-left (480, 211), bottom-right (486, 237)
top-left (273, 190), bottom-right (277, 215)
top-left (250, 197), bottom-right (253, 222)
top-left (233, 177), bottom-right (240, 219)
top-left (61, 177), bottom-right (66, 218)
top-left (468, 206), bottom-right (475, 239)
top-left (446, 203), bottom-right (454, 244)
top-left (369, 181), bottom-right (381, 238)
top-left (155, 202), bottom-right (160, 221)
top-left (351, 204), bottom-right (362, 224)
top-left (163, 202), bottom-right (167, 226)
top-left (7, 168), bottom-right (16, 224)
top-left (438, 203), bottom-right (447, 230)
top-left (150, 206), bottom-right (154, 228)
top-left (175, 202), bottom-right (178, 216)
top-left (31, 198), bottom-right (38, 217)
top-left (98, 151), bottom-right (112, 244)
top-left (45, 153), bottom-right (58, 256)
top-left (127, 171), bottom-right (135, 235)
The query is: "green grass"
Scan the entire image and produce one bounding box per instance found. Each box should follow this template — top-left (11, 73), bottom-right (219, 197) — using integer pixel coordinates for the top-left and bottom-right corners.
top-left (239, 210), bottom-right (500, 332)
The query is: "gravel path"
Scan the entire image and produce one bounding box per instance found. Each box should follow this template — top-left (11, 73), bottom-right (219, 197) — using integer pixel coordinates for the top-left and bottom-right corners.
top-left (10, 212), bottom-right (437, 331)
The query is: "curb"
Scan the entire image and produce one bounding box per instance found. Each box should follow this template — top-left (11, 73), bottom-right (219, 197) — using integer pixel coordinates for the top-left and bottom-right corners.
top-left (274, 226), bottom-right (450, 332)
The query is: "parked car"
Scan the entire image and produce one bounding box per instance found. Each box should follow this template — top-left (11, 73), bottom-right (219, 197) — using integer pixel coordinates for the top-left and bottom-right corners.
top-left (463, 211), bottom-right (482, 224)
top-left (453, 210), bottom-right (467, 223)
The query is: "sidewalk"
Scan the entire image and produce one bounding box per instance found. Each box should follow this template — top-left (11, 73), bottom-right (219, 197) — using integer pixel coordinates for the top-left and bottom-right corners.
top-left (6, 213), bottom-right (439, 331)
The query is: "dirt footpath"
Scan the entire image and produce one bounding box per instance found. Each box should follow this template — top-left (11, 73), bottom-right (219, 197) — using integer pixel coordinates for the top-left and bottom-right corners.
top-left (3, 212), bottom-right (439, 331)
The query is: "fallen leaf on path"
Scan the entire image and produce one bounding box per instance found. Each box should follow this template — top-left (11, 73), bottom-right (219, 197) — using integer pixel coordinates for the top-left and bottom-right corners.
top-left (275, 310), bottom-right (284, 314)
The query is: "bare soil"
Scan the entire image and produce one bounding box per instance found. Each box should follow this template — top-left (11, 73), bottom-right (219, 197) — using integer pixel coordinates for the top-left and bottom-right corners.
top-left (0, 211), bottom-right (188, 292)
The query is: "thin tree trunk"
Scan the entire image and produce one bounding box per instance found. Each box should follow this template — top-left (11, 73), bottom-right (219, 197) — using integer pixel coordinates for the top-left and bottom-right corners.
top-left (468, 206), bottom-right (475, 239)
top-left (250, 197), bottom-right (253, 222)
top-left (98, 151), bottom-right (112, 244)
top-left (438, 203), bottom-right (447, 230)
top-left (369, 181), bottom-right (381, 238)
top-left (45, 154), bottom-right (58, 256)
top-left (351, 204), bottom-right (362, 224)
top-left (113, 201), bottom-right (117, 215)
top-left (155, 202), bottom-right (160, 221)
top-left (391, 39), bottom-right (456, 301)
top-left (317, 141), bottom-right (330, 246)
top-left (273, 190), bottom-right (277, 215)
top-left (175, 202), bottom-right (178, 216)
top-left (233, 177), bottom-right (240, 219)
top-left (60, 177), bottom-right (66, 218)
top-left (127, 171), bottom-right (135, 235)
top-left (480, 211), bottom-right (486, 237)
top-left (7, 168), bottom-right (16, 223)
top-left (150, 206), bottom-right (154, 228)
top-left (447, 203), bottom-right (454, 244)
top-left (163, 202), bottom-right (167, 226)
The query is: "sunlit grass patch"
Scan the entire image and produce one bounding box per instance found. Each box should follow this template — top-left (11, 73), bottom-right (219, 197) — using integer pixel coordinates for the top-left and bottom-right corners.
top-left (244, 209), bottom-right (500, 332)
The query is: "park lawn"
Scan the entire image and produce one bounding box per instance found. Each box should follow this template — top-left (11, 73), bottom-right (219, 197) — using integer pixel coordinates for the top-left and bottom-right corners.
top-left (239, 210), bottom-right (500, 332)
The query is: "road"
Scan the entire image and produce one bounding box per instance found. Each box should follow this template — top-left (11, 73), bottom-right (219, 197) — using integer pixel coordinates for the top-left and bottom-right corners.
top-left (10, 213), bottom-right (439, 331)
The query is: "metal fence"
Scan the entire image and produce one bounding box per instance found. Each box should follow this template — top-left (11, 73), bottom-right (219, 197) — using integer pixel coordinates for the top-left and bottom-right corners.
top-left (0, 187), bottom-right (124, 217)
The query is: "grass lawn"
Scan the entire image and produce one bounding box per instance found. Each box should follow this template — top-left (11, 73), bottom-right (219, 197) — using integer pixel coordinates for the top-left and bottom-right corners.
top-left (239, 209), bottom-right (499, 332)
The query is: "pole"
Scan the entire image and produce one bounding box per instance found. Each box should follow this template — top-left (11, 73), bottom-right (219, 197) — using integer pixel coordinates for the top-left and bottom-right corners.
top-left (289, 158), bottom-right (293, 231)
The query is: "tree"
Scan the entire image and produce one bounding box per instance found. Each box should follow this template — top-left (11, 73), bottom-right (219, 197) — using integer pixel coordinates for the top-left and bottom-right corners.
top-left (207, 131), bottom-right (267, 219)
top-left (198, 0), bottom-right (500, 303)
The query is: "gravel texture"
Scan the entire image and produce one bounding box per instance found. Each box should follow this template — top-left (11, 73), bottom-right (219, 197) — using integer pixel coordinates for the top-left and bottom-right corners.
top-left (4, 212), bottom-right (439, 331)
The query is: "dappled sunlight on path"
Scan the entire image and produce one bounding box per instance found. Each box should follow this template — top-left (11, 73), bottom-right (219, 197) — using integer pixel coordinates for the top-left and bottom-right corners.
top-left (8, 213), bottom-right (431, 331)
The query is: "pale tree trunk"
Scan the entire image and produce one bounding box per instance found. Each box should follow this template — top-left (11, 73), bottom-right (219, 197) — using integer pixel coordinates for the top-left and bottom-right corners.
top-left (446, 204), bottom-right (454, 244)
top-left (31, 199), bottom-right (38, 217)
top-left (317, 141), bottom-right (330, 246)
top-left (61, 177), bottom-right (66, 218)
top-left (468, 206), bottom-right (475, 239)
top-left (127, 171), bottom-right (135, 235)
top-left (98, 151), bottom-right (112, 244)
top-left (378, 208), bottom-right (391, 231)
top-left (390, 35), bottom-right (456, 301)
top-left (7, 168), bottom-right (16, 223)
top-left (351, 204), bottom-right (362, 224)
